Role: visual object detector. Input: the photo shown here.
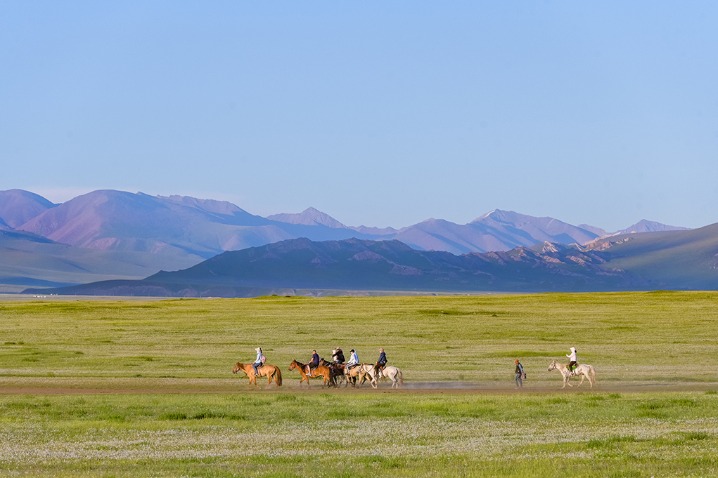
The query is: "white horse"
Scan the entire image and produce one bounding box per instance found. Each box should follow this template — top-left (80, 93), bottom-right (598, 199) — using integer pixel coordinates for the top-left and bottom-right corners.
top-left (548, 360), bottom-right (597, 389)
top-left (377, 365), bottom-right (403, 388)
top-left (344, 363), bottom-right (377, 387)
top-left (354, 364), bottom-right (379, 388)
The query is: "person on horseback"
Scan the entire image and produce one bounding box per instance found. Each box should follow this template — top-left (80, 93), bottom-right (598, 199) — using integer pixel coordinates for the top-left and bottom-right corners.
top-left (346, 348), bottom-right (359, 369)
top-left (252, 347), bottom-right (264, 377)
top-left (333, 347), bottom-right (345, 364)
top-left (566, 347), bottom-right (578, 374)
top-left (375, 347), bottom-right (387, 373)
top-left (306, 349), bottom-right (320, 376)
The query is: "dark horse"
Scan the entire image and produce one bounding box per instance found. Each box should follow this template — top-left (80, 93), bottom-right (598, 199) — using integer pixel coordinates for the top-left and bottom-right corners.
top-left (289, 359), bottom-right (334, 387)
top-left (320, 358), bottom-right (348, 387)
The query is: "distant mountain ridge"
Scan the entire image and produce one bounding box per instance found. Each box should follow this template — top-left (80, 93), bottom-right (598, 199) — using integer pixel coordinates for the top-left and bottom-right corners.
top-left (615, 219), bottom-right (690, 235)
top-left (0, 188), bottom-right (694, 292)
top-left (29, 222), bottom-right (718, 297)
top-left (0, 189), bottom-right (56, 228)
top-left (267, 207), bottom-right (348, 228)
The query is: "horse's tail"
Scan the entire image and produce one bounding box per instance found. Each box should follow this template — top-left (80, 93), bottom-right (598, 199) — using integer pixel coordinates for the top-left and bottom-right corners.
top-left (274, 366), bottom-right (283, 386)
top-left (398, 369), bottom-right (404, 385)
top-left (589, 365), bottom-right (596, 384)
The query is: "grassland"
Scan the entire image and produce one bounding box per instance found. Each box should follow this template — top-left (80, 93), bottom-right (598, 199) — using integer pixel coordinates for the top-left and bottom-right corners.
top-left (1, 291), bottom-right (717, 476)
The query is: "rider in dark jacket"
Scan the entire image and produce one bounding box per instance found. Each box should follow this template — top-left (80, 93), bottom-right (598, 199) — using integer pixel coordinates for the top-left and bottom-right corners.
top-left (376, 347), bottom-right (387, 372)
top-left (306, 349), bottom-right (320, 376)
top-left (333, 347), bottom-right (345, 364)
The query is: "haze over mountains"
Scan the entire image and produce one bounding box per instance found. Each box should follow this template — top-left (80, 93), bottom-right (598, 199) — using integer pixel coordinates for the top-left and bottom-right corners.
top-left (0, 188), bottom-right (704, 294)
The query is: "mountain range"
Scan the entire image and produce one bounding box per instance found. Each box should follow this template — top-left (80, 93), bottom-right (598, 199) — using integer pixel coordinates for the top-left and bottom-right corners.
top-left (25, 223), bottom-right (718, 297)
top-left (0, 188), bottom-right (702, 295)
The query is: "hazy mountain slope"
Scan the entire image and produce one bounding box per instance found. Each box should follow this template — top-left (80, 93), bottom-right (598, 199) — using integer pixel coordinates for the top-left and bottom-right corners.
top-left (471, 210), bottom-right (599, 245)
top-left (392, 210), bottom-right (600, 254)
top-left (267, 207), bottom-right (347, 228)
top-left (578, 224), bottom-right (607, 236)
top-left (0, 229), bottom-right (199, 293)
top-left (393, 218), bottom-right (508, 253)
top-left (0, 189), bottom-right (56, 228)
top-left (17, 190), bottom-right (377, 261)
top-left (615, 219), bottom-right (689, 235)
top-left (19, 190), bottom-right (287, 258)
top-left (589, 223), bottom-right (718, 289)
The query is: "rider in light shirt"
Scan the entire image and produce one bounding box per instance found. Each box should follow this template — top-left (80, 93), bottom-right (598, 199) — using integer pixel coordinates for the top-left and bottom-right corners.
top-left (252, 347), bottom-right (263, 377)
top-left (566, 347), bottom-right (577, 372)
top-left (346, 349), bottom-right (359, 369)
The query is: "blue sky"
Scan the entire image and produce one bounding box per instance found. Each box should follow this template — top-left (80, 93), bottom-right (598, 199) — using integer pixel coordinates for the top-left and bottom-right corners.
top-left (2, 2), bottom-right (717, 231)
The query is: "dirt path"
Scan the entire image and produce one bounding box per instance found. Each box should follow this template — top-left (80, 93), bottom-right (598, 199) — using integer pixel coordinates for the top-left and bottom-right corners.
top-left (1, 379), bottom-right (715, 395)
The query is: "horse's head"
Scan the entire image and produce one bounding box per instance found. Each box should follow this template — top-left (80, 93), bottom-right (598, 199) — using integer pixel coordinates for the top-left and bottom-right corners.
top-left (289, 360), bottom-right (298, 371)
top-left (232, 362), bottom-right (243, 374)
top-left (547, 360), bottom-right (557, 371)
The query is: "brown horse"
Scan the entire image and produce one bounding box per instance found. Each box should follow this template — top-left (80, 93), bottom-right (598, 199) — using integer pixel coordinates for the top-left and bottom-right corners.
top-left (232, 362), bottom-right (282, 387)
top-left (289, 359), bottom-right (334, 387)
top-left (343, 363), bottom-right (363, 387)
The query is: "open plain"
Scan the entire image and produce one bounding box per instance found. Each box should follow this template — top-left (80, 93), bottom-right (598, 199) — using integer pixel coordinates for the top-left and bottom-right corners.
top-left (1, 292), bottom-right (717, 477)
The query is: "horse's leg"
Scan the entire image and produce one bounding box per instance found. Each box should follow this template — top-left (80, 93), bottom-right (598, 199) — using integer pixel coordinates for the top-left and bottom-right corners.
top-left (370, 371), bottom-right (378, 389)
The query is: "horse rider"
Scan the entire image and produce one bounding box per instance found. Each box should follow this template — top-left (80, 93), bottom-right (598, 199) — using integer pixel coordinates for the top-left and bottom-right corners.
top-left (306, 349), bottom-right (320, 376)
top-left (346, 348), bottom-right (359, 370)
top-left (333, 347), bottom-right (345, 364)
top-left (252, 347), bottom-right (264, 377)
top-left (375, 347), bottom-right (387, 373)
top-left (566, 347), bottom-right (578, 374)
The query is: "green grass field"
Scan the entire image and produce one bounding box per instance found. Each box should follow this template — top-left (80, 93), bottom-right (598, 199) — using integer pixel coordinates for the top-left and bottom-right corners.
top-left (1, 292), bottom-right (717, 476)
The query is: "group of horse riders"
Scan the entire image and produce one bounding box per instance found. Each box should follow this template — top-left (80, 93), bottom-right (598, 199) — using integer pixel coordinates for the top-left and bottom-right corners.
top-left (304, 347), bottom-right (387, 377)
top-left (252, 346), bottom-right (388, 378)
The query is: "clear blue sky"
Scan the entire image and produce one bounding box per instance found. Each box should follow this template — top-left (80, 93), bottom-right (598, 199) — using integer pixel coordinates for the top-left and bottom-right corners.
top-left (2, 2), bottom-right (717, 231)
